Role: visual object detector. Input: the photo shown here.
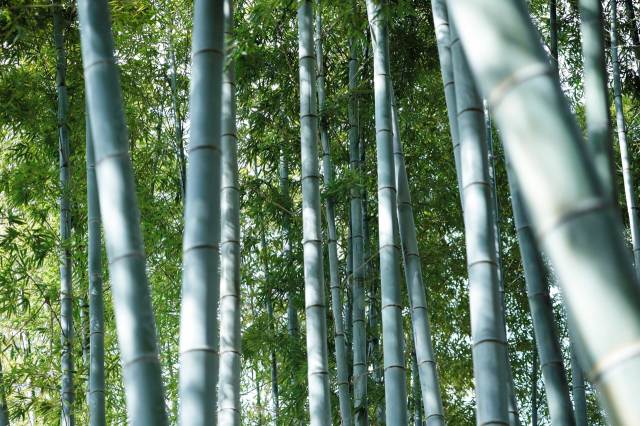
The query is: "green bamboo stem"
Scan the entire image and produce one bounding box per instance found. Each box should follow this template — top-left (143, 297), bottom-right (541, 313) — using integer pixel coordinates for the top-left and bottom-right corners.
top-left (390, 94), bottom-right (445, 426)
top-left (430, 0), bottom-right (462, 198)
top-left (531, 351), bottom-right (539, 426)
top-left (622, 0), bottom-right (640, 69)
top-left (569, 329), bottom-right (588, 426)
top-left (549, 0), bottom-right (559, 74)
top-left (178, 0), bottom-right (224, 423)
top-left (504, 157), bottom-right (575, 426)
top-left (579, 0), bottom-right (616, 202)
top-left (52, 4), bottom-right (74, 424)
top-left (448, 20), bottom-right (510, 426)
top-left (345, 225), bottom-right (354, 380)
top-left (485, 112), bottom-right (522, 426)
top-left (168, 43), bottom-right (186, 200)
top-left (411, 351), bottom-right (422, 426)
top-left (217, 0), bottom-right (241, 423)
top-left (260, 233), bottom-right (279, 421)
top-left (448, 0), bottom-right (640, 422)
top-left (76, 0), bottom-right (168, 422)
top-left (0, 360), bottom-right (9, 426)
top-left (611, 0), bottom-right (640, 281)
top-left (86, 112), bottom-right (106, 426)
top-left (347, 8), bottom-right (368, 426)
top-left (297, 1), bottom-right (332, 423)
top-left (279, 154), bottom-right (299, 337)
top-left (314, 5), bottom-right (352, 425)
top-left (365, 1), bottom-right (408, 423)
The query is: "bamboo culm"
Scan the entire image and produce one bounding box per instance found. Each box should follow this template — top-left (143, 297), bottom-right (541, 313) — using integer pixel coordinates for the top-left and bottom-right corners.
top-left (448, 19), bottom-right (510, 425)
top-left (365, 1), bottom-right (408, 423)
top-left (411, 351), bottom-right (422, 426)
top-left (347, 9), bottom-right (368, 426)
top-left (76, 0), bottom-right (168, 422)
top-left (279, 154), bottom-right (299, 337)
top-left (53, 4), bottom-right (74, 424)
top-left (611, 0), bottom-right (640, 281)
top-left (0, 361), bottom-right (9, 426)
top-left (390, 93), bottom-right (445, 425)
top-left (448, 0), bottom-right (640, 422)
top-left (217, 0), bottom-right (241, 423)
top-left (569, 330), bottom-right (587, 426)
top-left (430, 0), bottom-right (462, 200)
top-left (485, 112), bottom-right (522, 426)
top-left (504, 158), bottom-right (575, 426)
top-left (622, 0), bottom-right (640, 69)
top-left (549, 0), bottom-right (559, 74)
top-left (531, 352), bottom-right (538, 426)
top-left (297, 1), bottom-right (332, 423)
top-left (178, 0), bottom-right (224, 423)
top-left (314, 5), bottom-right (352, 425)
top-left (578, 0), bottom-right (616, 201)
top-left (86, 112), bottom-right (106, 426)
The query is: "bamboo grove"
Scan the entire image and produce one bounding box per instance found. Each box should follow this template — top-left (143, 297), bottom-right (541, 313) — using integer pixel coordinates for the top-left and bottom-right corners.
top-left (2, 0), bottom-right (640, 424)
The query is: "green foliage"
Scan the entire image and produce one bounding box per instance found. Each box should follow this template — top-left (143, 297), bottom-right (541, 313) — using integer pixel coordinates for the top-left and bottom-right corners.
top-left (1, 0), bottom-right (638, 424)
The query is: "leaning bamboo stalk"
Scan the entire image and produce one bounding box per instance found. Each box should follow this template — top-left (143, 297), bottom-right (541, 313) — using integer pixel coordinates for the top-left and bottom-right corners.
top-left (390, 94), bottom-right (445, 425)
top-left (611, 0), bottom-right (640, 281)
top-left (578, 0), bottom-right (616, 201)
top-left (86, 112), bottom-right (106, 426)
top-left (76, 0), bottom-right (168, 422)
top-left (485, 111), bottom-right (522, 426)
top-left (52, 4), bottom-right (74, 424)
top-left (430, 0), bottom-right (462, 198)
top-left (217, 0), bottom-right (241, 423)
top-left (314, 4), bottom-right (352, 425)
top-left (448, 20), bottom-right (510, 425)
top-left (504, 157), bottom-right (575, 426)
top-left (297, 1), bottom-right (332, 423)
top-left (365, 1), bottom-right (408, 423)
top-left (448, 0), bottom-right (640, 422)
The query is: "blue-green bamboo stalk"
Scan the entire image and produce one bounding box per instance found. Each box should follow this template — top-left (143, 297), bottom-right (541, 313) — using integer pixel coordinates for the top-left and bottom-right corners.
top-left (178, 0), bottom-right (224, 423)
top-left (297, 1), bottom-right (332, 423)
top-left (569, 331), bottom-right (587, 426)
top-left (169, 43), bottom-right (186, 200)
top-left (549, 0), bottom-right (559, 74)
top-left (611, 0), bottom-right (640, 281)
top-left (314, 5), bottom-right (352, 425)
top-left (86, 112), bottom-right (106, 426)
top-left (390, 95), bottom-right (445, 426)
top-left (76, 0), bottom-right (168, 422)
top-left (345, 225), bottom-right (354, 380)
top-left (623, 0), bottom-right (640, 68)
top-left (53, 5), bottom-right (74, 425)
top-left (484, 108), bottom-right (522, 426)
top-left (430, 0), bottom-right (462, 198)
top-left (217, 0), bottom-right (241, 423)
top-left (0, 360), bottom-right (9, 426)
top-left (411, 350), bottom-right (422, 426)
top-left (260, 233), bottom-right (279, 420)
top-left (504, 157), bottom-right (575, 426)
top-left (279, 154), bottom-right (299, 337)
top-left (449, 20), bottom-right (510, 425)
top-left (531, 351), bottom-right (539, 426)
top-left (579, 0), bottom-right (616, 202)
top-left (347, 9), bottom-right (368, 426)
top-left (365, 1), bottom-right (408, 423)
top-left (448, 0), bottom-right (640, 422)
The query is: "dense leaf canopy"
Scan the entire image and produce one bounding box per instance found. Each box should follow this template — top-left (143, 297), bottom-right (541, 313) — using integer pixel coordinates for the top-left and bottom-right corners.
top-left (1, 0), bottom-right (639, 424)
